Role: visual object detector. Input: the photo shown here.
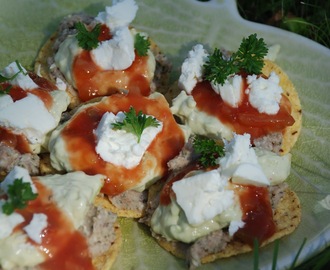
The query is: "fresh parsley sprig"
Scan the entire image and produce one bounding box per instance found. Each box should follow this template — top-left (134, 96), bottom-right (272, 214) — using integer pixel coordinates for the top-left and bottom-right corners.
top-left (75, 22), bottom-right (101, 51)
top-left (0, 60), bottom-right (27, 95)
top-left (204, 33), bottom-right (268, 85)
top-left (134, 33), bottom-right (150, 56)
top-left (1, 178), bottom-right (38, 215)
top-left (192, 136), bottom-right (224, 168)
top-left (112, 107), bottom-right (160, 143)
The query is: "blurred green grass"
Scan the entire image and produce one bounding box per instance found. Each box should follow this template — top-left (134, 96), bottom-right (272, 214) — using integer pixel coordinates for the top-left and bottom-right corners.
top-left (237, 0), bottom-right (330, 48)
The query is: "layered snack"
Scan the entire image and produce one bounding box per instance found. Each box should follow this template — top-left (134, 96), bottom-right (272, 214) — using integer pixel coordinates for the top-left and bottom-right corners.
top-left (141, 133), bottom-right (301, 268)
top-left (48, 92), bottom-right (187, 217)
top-left (0, 61), bottom-right (70, 176)
top-left (0, 166), bottom-right (120, 270)
top-left (171, 34), bottom-right (302, 155)
top-left (35, 0), bottom-right (171, 108)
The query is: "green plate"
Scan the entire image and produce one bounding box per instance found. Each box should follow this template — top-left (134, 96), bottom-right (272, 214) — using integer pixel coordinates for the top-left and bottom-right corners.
top-left (1, 0), bottom-right (329, 269)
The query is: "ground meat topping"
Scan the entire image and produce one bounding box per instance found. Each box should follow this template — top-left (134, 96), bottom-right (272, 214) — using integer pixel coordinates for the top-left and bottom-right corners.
top-left (79, 204), bottom-right (117, 257)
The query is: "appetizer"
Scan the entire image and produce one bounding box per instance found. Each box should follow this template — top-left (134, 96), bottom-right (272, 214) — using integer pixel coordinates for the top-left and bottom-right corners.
top-left (171, 34), bottom-right (302, 155)
top-left (141, 133), bottom-right (301, 268)
top-left (35, 0), bottom-right (171, 108)
top-left (0, 61), bottom-right (69, 176)
top-left (0, 166), bottom-right (120, 270)
top-left (48, 92), bottom-right (187, 217)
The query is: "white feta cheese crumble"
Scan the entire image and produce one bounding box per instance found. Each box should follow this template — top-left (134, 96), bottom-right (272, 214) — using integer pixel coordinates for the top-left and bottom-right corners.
top-left (172, 169), bottom-right (234, 225)
top-left (91, 27), bottom-right (135, 70)
top-left (95, 0), bottom-right (138, 31)
top-left (211, 74), bottom-right (243, 107)
top-left (0, 61), bottom-right (38, 90)
top-left (0, 93), bottom-right (57, 144)
top-left (219, 133), bottom-right (269, 186)
top-left (23, 213), bottom-right (47, 244)
top-left (178, 44), bottom-right (209, 94)
top-left (0, 203), bottom-right (24, 239)
top-left (247, 72), bottom-right (283, 115)
top-left (1, 166), bottom-right (37, 193)
top-left (94, 111), bottom-right (163, 169)
top-left (228, 220), bottom-right (245, 236)
top-left (91, 0), bottom-right (138, 70)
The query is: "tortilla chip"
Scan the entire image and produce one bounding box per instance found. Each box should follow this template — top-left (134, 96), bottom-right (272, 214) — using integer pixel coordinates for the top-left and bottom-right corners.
top-left (262, 60), bottom-right (302, 155)
top-left (152, 187), bottom-right (301, 264)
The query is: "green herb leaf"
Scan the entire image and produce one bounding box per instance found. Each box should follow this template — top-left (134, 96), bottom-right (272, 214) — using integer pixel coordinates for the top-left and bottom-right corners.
top-left (192, 135), bottom-right (224, 167)
top-left (134, 33), bottom-right (150, 56)
top-left (112, 107), bottom-right (160, 143)
top-left (75, 22), bottom-right (101, 51)
top-left (0, 60), bottom-right (26, 95)
top-left (2, 178), bottom-right (38, 215)
top-left (204, 33), bottom-right (268, 85)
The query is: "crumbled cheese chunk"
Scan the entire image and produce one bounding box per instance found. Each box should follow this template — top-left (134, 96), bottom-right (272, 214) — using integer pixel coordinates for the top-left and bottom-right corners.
top-left (91, 0), bottom-right (138, 70)
top-left (91, 27), bottom-right (135, 70)
top-left (247, 72), bottom-right (283, 115)
top-left (95, 0), bottom-right (138, 31)
top-left (94, 111), bottom-right (163, 169)
top-left (0, 204), bottom-right (24, 239)
top-left (23, 213), bottom-right (47, 244)
top-left (211, 74), bottom-right (243, 107)
top-left (178, 44), bottom-right (209, 94)
top-left (219, 133), bottom-right (269, 186)
top-left (228, 220), bottom-right (245, 236)
top-left (172, 169), bottom-right (234, 225)
top-left (0, 61), bottom-right (38, 90)
top-left (0, 93), bottom-right (56, 144)
top-left (1, 166), bottom-right (37, 193)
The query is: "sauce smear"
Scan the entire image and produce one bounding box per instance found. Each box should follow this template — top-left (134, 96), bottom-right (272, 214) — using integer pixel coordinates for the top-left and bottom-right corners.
top-left (15, 180), bottom-right (94, 270)
top-left (192, 80), bottom-right (295, 140)
top-left (61, 93), bottom-right (185, 196)
top-left (234, 184), bottom-right (276, 245)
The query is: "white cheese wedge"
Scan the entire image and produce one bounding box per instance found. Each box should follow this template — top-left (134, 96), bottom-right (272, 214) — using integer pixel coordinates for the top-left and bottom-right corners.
top-left (172, 169), bottom-right (234, 225)
top-left (94, 111), bottom-right (163, 169)
top-left (178, 44), bottom-right (209, 94)
top-left (219, 133), bottom-right (269, 186)
top-left (0, 205), bottom-right (24, 239)
top-left (211, 74), bottom-right (243, 107)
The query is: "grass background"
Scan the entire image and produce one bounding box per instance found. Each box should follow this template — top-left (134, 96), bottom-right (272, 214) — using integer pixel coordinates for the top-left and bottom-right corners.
top-left (237, 0), bottom-right (330, 49)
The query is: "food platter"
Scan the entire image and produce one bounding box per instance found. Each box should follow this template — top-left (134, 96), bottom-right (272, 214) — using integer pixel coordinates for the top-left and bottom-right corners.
top-left (1, 0), bottom-right (329, 269)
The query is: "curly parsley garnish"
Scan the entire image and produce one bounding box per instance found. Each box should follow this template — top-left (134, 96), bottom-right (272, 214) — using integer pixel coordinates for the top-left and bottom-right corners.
top-left (134, 33), bottom-right (150, 56)
top-left (1, 178), bottom-right (38, 215)
top-left (75, 22), bottom-right (101, 51)
top-left (204, 33), bottom-right (268, 85)
top-left (112, 107), bottom-right (160, 143)
top-left (0, 60), bottom-right (27, 95)
top-left (192, 136), bottom-right (224, 168)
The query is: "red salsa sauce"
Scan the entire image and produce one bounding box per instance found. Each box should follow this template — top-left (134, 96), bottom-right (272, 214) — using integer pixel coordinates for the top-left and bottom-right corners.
top-left (233, 184), bottom-right (276, 246)
top-left (73, 24), bottom-right (152, 102)
top-left (61, 93), bottom-right (185, 197)
top-left (191, 79), bottom-right (295, 140)
top-left (14, 179), bottom-right (94, 270)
